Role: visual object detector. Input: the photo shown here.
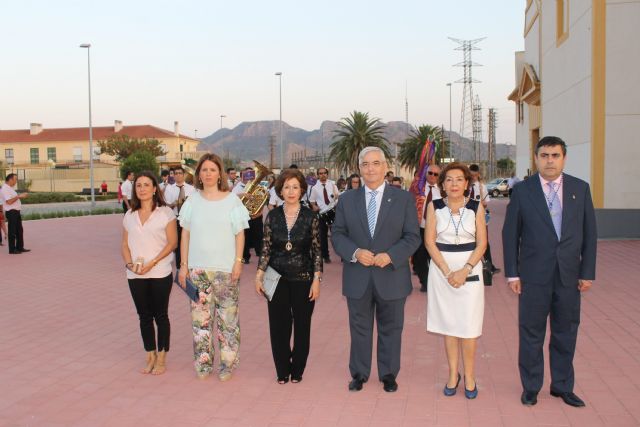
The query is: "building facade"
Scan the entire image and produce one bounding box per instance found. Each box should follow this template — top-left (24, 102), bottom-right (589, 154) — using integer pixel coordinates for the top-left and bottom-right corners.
top-left (508, 0), bottom-right (640, 238)
top-left (0, 121), bottom-right (201, 192)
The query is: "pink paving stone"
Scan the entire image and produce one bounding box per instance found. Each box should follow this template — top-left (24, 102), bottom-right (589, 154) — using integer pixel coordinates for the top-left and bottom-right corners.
top-left (1, 200), bottom-right (640, 426)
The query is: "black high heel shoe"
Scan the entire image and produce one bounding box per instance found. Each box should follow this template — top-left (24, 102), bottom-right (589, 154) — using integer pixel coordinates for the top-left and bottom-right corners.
top-left (291, 376), bottom-right (302, 383)
top-left (277, 376), bottom-right (289, 384)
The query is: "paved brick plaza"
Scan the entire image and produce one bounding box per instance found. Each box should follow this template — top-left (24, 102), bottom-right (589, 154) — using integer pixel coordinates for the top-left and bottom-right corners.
top-left (1, 199), bottom-right (639, 427)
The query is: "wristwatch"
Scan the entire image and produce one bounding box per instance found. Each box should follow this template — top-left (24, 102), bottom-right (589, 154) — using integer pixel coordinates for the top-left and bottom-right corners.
top-left (464, 263), bottom-right (474, 273)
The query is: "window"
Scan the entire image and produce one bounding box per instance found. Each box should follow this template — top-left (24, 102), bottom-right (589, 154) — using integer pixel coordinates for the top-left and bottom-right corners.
top-left (47, 147), bottom-right (57, 162)
top-left (518, 102), bottom-right (524, 123)
top-left (5, 148), bottom-right (14, 165)
top-left (92, 146), bottom-right (101, 161)
top-left (158, 144), bottom-right (167, 161)
top-left (556, 0), bottom-right (569, 45)
top-left (30, 148), bottom-right (40, 164)
top-left (73, 146), bottom-right (82, 162)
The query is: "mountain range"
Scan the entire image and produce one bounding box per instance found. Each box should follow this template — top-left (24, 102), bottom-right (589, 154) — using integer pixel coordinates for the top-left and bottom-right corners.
top-left (199, 120), bottom-right (515, 167)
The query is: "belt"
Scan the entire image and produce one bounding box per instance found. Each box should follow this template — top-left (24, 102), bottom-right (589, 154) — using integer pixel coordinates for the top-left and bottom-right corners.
top-left (436, 242), bottom-right (476, 252)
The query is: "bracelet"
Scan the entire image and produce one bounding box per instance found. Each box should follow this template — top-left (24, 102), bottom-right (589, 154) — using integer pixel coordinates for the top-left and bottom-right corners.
top-left (125, 262), bottom-right (133, 269)
top-left (444, 270), bottom-right (452, 278)
top-left (180, 261), bottom-right (188, 267)
top-left (465, 263), bottom-right (474, 272)
top-left (235, 257), bottom-right (243, 263)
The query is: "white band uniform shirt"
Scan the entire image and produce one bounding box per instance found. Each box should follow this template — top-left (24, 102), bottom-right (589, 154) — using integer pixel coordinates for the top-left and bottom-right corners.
top-left (178, 192), bottom-right (250, 272)
top-left (0, 183), bottom-right (21, 211)
top-left (420, 185), bottom-right (442, 228)
top-left (309, 180), bottom-right (339, 213)
top-left (164, 182), bottom-right (196, 215)
top-left (268, 187), bottom-right (284, 207)
top-left (232, 182), bottom-right (246, 196)
top-left (468, 181), bottom-right (490, 204)
top-left (121, 179), bottom-right (133, 201)
top-left (123, 206), bottom-right (176, 280)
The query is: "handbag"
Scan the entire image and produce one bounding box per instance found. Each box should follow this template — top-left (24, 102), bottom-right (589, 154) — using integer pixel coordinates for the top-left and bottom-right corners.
top-left (481, 256), bottom-right (493, 286)
top-left (174, 271), bottom-right (200, 302)
top-left (262, 266), bottom-right (282, 302)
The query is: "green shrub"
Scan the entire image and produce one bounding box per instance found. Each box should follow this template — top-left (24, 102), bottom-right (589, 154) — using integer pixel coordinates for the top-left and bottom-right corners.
top-left (22, 192), bottom-right (85, 204)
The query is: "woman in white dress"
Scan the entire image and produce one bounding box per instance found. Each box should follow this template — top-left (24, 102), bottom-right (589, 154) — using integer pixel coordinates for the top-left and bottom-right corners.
top-left (424, 162), bottom-right (487, 399)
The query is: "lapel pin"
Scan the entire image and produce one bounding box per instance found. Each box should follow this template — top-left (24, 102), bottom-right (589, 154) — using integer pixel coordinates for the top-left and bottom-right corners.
top-left (572, 195), bottom-right (576, 199)
top-left (387, 198), bottom-right (391, 202)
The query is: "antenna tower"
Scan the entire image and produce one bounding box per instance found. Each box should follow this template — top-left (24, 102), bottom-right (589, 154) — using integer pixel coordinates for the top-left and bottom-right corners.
top-left (487, 108), bottom-right (497, 178)
top-left (472, 95), bottom-right (483, 163)
top-left (269, 134), bottom-right (276, 169)
top-left (449, 37), bottom-right (485, 161)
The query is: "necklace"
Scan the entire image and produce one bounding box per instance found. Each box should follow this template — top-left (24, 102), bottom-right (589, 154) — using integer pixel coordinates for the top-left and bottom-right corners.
top-left (284, 205), bottom-right (301, 251)
top-left (445, 197), bottom-right (467, 245)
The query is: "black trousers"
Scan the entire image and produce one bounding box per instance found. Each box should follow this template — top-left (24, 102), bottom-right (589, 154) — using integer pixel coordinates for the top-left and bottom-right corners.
top-left (519, 268), bottom-right (581, 393)
top-left (175, 222), bottom-right (183, 267)
top-left (128, 274), bottom-right (173, 352)
top-left (319, 217), bottom-right (330, 259)
top-left (267, 278), bottom-right (315, 379)
top-left (347, 281), bottom-right (406, 381)
top-left (412, 228), bottom-right (431, 287)
top-left (5, 210), bottom-right (24, 253)
top-left (122, 201), bottom-right (129, 213)
top-left (243, 216), bottom-right (263, 261)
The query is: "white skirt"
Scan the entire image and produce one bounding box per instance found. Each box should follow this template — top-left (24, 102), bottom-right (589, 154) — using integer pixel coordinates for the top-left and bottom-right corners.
top-left (426, 250), bottom-right (484, 338)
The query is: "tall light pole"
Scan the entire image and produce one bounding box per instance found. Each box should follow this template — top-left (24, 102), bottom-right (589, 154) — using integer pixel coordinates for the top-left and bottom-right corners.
top-left (275, 72), bottom-right (283, 170)
top-left (446, 82), bottom-right (453, 160)
top-left (220, 114), bottom-right (226, 129)
top-left (80, 43), bottom-right (95, 208)
top-left (194, 129), bottom-right (198, 139)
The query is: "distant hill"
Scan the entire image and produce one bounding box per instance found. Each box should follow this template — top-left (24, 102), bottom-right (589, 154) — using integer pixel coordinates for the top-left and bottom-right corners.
top-left (199, 120), bottom-right (515, 165)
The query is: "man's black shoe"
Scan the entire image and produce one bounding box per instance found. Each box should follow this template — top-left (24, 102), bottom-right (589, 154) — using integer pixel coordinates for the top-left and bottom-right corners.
top-left (491, 267), bottom-right (501, 274)
top-left (18, 249), bottom-right (31, 253)
top-left (521, 391), bottom-right (538, 406)
top-left (381, 374), bottom-right (398, 393)
top-left (550, 390), bottom-right (585, 407)
top-left (348, 377), bottom-right (364, 392)
top-left (323, 257), bottom-right (332, 264)
top-left (9, 251), bottom-right (22, 255)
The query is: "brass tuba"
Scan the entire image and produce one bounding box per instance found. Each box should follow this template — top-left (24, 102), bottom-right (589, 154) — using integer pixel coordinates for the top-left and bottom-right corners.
top-left (240, 160), bottom-right (272, 219)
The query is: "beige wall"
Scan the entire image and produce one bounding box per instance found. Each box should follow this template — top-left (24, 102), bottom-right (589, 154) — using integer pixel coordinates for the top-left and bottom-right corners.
top-left (9, 165), bottom-right (121, 193)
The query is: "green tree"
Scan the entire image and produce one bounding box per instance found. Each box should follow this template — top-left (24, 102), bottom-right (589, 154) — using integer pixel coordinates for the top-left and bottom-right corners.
top-left (98, 134), bottom-right (166, 162)
top-left (397, 124), bottom-right (442, 173)
top-left (497, 157), bottom-right (515, 171)
top-left (328, 111), bottom-right (391, 173)
top-left (119, 151), bottom-right (159, 180)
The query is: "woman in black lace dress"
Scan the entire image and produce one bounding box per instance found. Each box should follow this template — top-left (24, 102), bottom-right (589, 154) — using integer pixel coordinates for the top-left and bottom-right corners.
top-left (255, 168), bottom-right (322, 384)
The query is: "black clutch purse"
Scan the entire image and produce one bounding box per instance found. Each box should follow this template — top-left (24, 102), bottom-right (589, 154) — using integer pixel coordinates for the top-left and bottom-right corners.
top-left (174, 271), bottom-right (200, 302)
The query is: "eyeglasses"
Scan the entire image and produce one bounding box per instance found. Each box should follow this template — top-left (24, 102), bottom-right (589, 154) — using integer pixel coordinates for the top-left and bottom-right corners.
top-left (427, 171), bottom-right (439, 177)
top-left (174, 171), bottom-right (184, 175)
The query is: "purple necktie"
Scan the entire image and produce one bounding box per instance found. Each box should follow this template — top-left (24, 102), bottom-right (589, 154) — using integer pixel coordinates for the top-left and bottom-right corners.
top-left (547, 182), bottom-right (562, 240)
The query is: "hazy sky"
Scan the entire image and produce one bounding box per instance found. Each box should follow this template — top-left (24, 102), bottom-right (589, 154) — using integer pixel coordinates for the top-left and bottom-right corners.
top-left (1, 0), bottom-right (525, 144)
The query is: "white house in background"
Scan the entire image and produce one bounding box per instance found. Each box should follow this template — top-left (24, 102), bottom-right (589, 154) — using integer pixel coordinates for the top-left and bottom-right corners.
top-left (508, 0), bottom-right (640, 238)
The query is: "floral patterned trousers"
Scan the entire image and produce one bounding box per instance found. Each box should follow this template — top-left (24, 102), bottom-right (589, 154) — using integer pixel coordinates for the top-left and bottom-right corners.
top-left (189, 269), bottom-right (240, 376)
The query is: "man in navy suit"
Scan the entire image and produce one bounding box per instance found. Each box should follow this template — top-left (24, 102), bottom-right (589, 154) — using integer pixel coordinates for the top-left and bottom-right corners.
top-left (332, 146), bottom-right (420, 393)
top-left (502, 136), bottom-right (597, 407)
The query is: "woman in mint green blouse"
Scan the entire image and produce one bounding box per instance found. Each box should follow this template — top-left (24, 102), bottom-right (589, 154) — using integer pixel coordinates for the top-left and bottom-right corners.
top-left (178, 153), bottom-right (250, 380)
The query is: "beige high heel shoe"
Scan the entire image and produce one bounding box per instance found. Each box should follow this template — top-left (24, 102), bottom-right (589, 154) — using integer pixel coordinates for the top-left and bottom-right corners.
top-left (152, 350), bottom-right (167, 375)
top-left (141, 351), bottom-right (156, 374)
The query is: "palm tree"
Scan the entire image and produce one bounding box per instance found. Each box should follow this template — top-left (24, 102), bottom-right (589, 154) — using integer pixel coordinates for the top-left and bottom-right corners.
top-left (328, 111), bottom-right (391, 174)
top-left (397, 124), bottom-right (442, 173)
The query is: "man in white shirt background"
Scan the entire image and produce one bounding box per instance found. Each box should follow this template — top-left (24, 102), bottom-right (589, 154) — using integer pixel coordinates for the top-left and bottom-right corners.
top-left (163, 166), bottom-right (195, 267)
top-left (412, 164), bottom-right (441, 292)
top-left (1, 173), bottom-right (30, 254)
top-left (507, 172), bottom-right (521, 198)
top-left (232, 167), bottom-right (264, 263)
top-left (469, 164), bottom-right (500, 275)
top-left (310, 167), bottom-right (339, 263)
top-left (121, 171), bottom-right (134, 213)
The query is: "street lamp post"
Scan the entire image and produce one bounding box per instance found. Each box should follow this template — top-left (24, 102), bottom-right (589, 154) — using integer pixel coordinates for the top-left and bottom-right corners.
top-left (275, 72), bottom-right (283, 171)
top-left (446, 82), bottom-right (453, 161)
top-left (220, 114), bottom-right (226, 129)
top-left (48, 159), bottom-right (56, 192)
top-left (80, 43), bottom-right (95, 209)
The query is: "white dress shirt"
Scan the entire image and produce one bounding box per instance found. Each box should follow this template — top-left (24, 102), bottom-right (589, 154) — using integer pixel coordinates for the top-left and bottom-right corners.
top-left (309, 180), bottom-right (339, 212)
top-left (364, 182), bottom-right (385, 231)
top-left (163, 182), bottom-right (195, 215)
top-left (1, 183), bottom-right (20, 211)
top-left (469, 181), bottom-right (490, 204)
top-left (420, 184), bottom-right (442, 228)
top-left (121, 179), bottom-right (133, 201)
top-left (268, 187), bottom-right (284, 207)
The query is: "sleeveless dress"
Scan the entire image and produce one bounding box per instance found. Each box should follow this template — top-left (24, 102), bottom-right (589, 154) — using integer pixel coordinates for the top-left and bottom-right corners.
top-left (426, 199), bottom-right (484, 338)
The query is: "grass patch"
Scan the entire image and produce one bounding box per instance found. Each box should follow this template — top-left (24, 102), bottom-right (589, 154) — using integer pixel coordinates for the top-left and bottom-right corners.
top-left (22, 208), bottom-right (121, 221)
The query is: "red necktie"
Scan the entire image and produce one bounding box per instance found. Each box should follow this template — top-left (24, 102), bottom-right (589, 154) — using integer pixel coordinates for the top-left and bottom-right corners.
top-left (469, 185), bottom-right (475, 199)
top-left (323, 184), bottom-right (330, 205)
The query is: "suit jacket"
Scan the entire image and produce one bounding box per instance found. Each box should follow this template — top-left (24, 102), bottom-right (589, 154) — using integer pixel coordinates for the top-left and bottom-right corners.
top-left (502, 173), bottom-right (597, 286)
top-left (331, 184), bottom-right (421, 300)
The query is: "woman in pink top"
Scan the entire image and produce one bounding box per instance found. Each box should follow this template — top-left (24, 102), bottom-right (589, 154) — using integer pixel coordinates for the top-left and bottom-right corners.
top-left (121, 171), bottom-right (178, 375)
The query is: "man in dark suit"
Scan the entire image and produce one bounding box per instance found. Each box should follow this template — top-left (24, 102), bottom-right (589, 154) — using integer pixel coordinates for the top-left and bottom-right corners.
top-left (332, 147), bottom-right (421, 393)
top-left (502, 136), bottom-right (597, 408)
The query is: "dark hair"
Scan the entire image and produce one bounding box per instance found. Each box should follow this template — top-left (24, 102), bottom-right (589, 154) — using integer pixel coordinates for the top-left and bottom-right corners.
top-left (125, 170), bottom-right (133, 178)
top-left (226, 167), bottom-right (235, 174)
top-left (469, 164), bottom-right (480, 173)
top-left (438, 162), bottom-right (472, 198)
top-left (336, 177), bottom-right (346, 190)
top-left (386, 171), bottom-right (394, 177)
top-left (275, 169), bottom-right (307, 200)
top-left (173, 166), bottom-right (185, 173)
top-left (289, 164), bottom-right (298, 169)
top-left (160, 169), bottom-right (169, 177)
top-left (536, 136), bottom-right (567, 155)
top-left (193, 153), bottom-right (230, 191)
top-left (392, 177), bottom-right (402, 183)
top-left (5, 173), bottom-right (17, 182)
top-left (130, 171), bottom-right (167, 212)
top-left (347, 173), bottom-right (361, 190)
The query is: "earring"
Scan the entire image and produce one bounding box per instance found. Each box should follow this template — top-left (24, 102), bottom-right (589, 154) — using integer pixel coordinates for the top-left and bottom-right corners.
top-left (153, 192), bottom-right (156, 195)
top-left (218, 178), bottom-right (221, 184)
